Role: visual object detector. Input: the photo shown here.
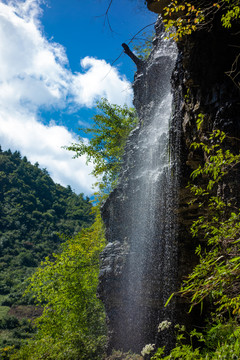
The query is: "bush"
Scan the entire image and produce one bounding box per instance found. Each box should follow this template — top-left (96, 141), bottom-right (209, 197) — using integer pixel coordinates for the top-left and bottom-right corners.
top-left (2, 316), bottom-right (20, 330)
top-left (151, 321), bottom-right (240, 359)
top-left (106, 350), bottom-right (143, 360)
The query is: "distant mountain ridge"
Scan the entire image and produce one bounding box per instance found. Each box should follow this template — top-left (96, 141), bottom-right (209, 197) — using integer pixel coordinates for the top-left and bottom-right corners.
top-left (0, 146), bottom-right (93, 347)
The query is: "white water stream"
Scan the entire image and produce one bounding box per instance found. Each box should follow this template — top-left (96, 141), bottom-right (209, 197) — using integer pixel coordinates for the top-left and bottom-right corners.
top-left (122, 35), bottom-right (178, 352)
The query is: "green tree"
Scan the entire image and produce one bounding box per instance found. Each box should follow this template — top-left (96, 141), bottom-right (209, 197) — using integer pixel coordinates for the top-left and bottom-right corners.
top-left (9, 99), bottom-right (137, 359)
top-left (146, 0), bottom-right (240, 40)
top-left (0, 149), bottom-right (93, 349)
top-left (133, 31), bottom-right (154, 60)
top-left (66, 98), bottom-right (138, 192)
top-left (10, 209), bottom-right (107, 360)
top-left (152, 320), bottom-right (240, 359)
top-left (178, 127), bottom-right (240, 316)
top-left (152, 122), bottom-right (240, 359)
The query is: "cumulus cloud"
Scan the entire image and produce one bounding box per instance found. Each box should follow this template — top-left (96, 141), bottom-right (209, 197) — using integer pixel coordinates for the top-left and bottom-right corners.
top-left (0, 0), bottom-right (133, 194)
top-left (0, 108), bottom-right (96, 194)
top-left (72, 57), bottom-right (132, 107)
top-left (0, 0), bottom-right (69, 111)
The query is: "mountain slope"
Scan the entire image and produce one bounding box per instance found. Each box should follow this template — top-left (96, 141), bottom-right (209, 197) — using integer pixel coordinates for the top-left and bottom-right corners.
top-left (0, 147), bottom-right (93, 348)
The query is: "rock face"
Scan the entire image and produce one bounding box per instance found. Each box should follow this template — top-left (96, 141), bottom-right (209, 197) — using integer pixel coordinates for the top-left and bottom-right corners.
top-left (98, 14), bottom-right (240, 355)
top-left (172, 14), bottom-right (240, 241)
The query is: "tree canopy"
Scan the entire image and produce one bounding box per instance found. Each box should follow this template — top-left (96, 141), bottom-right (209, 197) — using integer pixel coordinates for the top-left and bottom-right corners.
top-left (145, 0), bottom-right (240, 41)
top-left (6, 99), bottom-right (138, 359)
top-left (0, 149), bottom-right (93, 350)
top-left (10, 210), bottom-right (107, 360)
top-left (66, 98), bottom-right (138, 193)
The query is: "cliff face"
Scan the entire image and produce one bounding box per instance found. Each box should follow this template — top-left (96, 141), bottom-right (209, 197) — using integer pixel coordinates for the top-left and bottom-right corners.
top-left (98, 13), bottom-right (240, 355)
top-left (173, 15), bottom-right (240, 243)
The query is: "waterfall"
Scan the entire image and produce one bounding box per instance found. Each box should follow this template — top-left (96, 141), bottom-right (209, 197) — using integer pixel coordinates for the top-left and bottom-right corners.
top-left (99, 20), bottom-right (179, 354)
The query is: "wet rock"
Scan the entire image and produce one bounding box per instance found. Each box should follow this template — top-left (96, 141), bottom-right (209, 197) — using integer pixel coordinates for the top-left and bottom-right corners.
top-left (98, 14), bottom-right (240, 355)
top-left (99, 18), bottom-right (179, 354)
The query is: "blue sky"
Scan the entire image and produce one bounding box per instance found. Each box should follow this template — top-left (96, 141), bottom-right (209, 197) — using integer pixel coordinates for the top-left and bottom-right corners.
top-left (0, 0), bottom-right (156, 194)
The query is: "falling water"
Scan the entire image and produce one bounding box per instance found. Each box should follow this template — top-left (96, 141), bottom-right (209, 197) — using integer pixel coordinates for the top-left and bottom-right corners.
top-left (99, 22), bottom-right (179, 354)
top-left (120, 31), bottom-right (178, 353)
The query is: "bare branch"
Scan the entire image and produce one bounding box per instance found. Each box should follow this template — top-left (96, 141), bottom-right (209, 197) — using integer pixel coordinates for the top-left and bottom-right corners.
top-left (103, 0), bottom-right (114, 32)
top-left (111, 22), bottom-right (155, 68)
top-left (226, 53), bottom-right (240, 89)
top-left (122, 43), bottom-right (144, 69)
top-left (101, 22), bottom-right (155, 81)
top-left (105, 0), bottom-right (113, 16)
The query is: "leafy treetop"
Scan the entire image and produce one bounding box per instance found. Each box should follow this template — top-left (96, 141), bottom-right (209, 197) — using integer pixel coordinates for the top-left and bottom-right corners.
top-left (66, 98), bottom-right (138, 194)
top-left (8, 99), bottom-right (138, 358)
top-left (146, 0), bottom-right (240, 41)
top-left (10, 209), bottom-right (107, 360)
top-left (0, 149), bottom-right (93, 306)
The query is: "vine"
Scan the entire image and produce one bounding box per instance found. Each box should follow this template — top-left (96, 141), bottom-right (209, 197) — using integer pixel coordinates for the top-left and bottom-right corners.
top-left (179, 123), bottom-right (240, 316)
top-left (154, 120), bottom-right (240, 359)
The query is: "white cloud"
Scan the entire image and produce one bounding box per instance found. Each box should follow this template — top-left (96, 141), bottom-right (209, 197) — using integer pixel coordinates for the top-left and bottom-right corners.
top-left (0, 0), bottom-right (69, 111)
top-left (0, 0), bottom-right (133, 194)
top-left (72, 57), bottom-right (133, 107)
top-left (0, 108), bottom-right (96, 194)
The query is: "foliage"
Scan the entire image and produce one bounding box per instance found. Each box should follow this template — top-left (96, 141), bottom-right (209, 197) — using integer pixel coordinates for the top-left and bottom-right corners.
top-left (106, 350), bottom-right (143, 360)
top-left (141, 343), bottom-right (155, 357)
top-left (66, 98), bottom-right (138, 192)
top-left (0, 315), bottom-right (36, 351)
top-left (0, 148), bottom-right (93, 349)
top-left (152, 123), bottom-right (240, 359)
top-left (152, 121), bottom-right (240, 357)
top-left (9, 209), bottom-right (107, 360)
top-left (0, 148), bottom-right (93, 299)
top-left (0, 345), bottom-right (15, 360)
top-left (163, 123), bottom-right (240, 316)
top-left (133, 32), bottom-right (154, 60)
top-left (0, 307), bottom-right (9, 320)
top-left (152, 0), bottom-right (240, 41)
top-left (3, 99), bottom-right (137, 358)
top-left (151, 324), bottom-right (203, 359)
top-left (179, 126), bottom-right (240, 316)
top-left (151, 321), bottom-right (240, 359)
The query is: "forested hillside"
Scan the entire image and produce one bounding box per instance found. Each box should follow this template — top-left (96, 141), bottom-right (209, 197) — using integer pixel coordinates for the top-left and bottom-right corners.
top-left (0, 147), bottom-right (93, 348)
top-left (2, 99), bottom-right (137, 360)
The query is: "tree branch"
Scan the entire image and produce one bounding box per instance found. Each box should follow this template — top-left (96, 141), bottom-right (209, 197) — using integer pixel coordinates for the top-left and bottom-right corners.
top-left (122, 43), bottom-right (144, 69)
